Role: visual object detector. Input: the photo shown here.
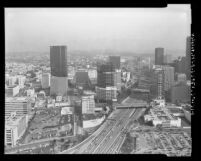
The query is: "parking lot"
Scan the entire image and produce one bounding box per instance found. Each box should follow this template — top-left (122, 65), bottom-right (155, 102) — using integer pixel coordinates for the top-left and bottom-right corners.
top-left (132, 130), bottom-right (191, 156)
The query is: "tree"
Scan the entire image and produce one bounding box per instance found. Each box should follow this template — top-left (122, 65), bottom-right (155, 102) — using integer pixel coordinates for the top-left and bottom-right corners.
top-left (127, 88), bottom-right (131, 96)
top-left (156, 124), bottom-right (162, 131)
top-left (60, 138), bottom-right (65, 142)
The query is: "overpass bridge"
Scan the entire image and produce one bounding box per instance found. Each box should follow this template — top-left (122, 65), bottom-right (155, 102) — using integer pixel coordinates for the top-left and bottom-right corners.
top-left (114, 103), bottom-right (148, 110)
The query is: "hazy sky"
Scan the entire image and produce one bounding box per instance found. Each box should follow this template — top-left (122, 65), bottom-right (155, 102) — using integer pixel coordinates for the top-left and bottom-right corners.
top-left (5, 5), bottom-right (191, 54)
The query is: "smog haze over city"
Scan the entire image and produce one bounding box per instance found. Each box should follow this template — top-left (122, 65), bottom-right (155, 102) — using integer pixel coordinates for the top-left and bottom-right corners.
top-left (5, 6), bottom-right (191, 155)
top-left (5, 6), bottom-right (190, 55)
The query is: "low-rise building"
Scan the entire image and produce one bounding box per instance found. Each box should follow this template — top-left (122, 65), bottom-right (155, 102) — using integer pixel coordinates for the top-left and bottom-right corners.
top-left (41, 73), bottom-right (50, 89)
top-left (5, 85), bottom-right (20, 97)
top-left (17, 75), bottom-right (26, 89)
top-left (5, 97), bottom-right (32, 118)
top-left (26, 88), bottom-right (35, 97)
top-left (177, 73), bottom-right (187, 83)
top-left (96, 86), bottom-right (117, 102)
top-left (8, 76), bottom-right (17, 86)
top-left (5, 114), bottom-right (27, 147)
top-left (82, 95), bottom-right (95, 114)
top-left (144, 105), bottom-right (181, 127)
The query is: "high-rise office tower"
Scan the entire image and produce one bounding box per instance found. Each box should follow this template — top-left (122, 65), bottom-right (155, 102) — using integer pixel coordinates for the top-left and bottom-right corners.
top-left (96, 62), bottom-right (117, 102)
top-left (155, 48), bottom-right (164, 65)
top-left (170, 83), bottom-right (191, 104)
top-left (164, 54), bottom-right (172, 64)
top-left (179, 57), bottom-right (186, 73)
top-left (172, 57), bottom-right (186, 73)
top-left (113, 69), bottom-right (121, 91)
top-left (97, 63), bottom-right (115, 88)
top-left (109, 56), bottom-right (121, 69)
top-left (50, 46), bottom-right (68, 96)
top-left (74, 71), bottom-right (91, 89)
top-left (162, 66), bottom-right (175, 91)
top-left (154, 68), bottom-right (165, 99)
top-left (186, 36), bottom-right (191, 80)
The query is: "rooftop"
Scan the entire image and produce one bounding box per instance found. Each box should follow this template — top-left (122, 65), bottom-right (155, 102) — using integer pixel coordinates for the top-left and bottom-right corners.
top-left (6, 85), bottom-right (19, 89)
top-left (131, 88), bottom-right (150, 93)
top-left (5, 115), bottom-right (25, 126)
top-left (75, 71), bottom-right (90, 84)
top-left (6, 97), bottom-right (30, 103)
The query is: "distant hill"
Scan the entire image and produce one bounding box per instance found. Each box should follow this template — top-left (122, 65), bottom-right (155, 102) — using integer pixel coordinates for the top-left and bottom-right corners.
top-left (5, 49), bottom-right (185, 58)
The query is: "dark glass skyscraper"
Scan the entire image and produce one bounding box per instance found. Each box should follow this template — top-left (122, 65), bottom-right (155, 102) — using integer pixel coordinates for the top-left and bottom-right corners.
top-left (109, 56), bottom-right (121, 69)
top-left (97, 63), bottom-right (115, 88)
top-left (155, 48), bottom-right (164, 65)
top-left (96, 62), bottom-right (117, 102)
top-left (50, 45), bottom-right (68, 96)
top-left (50, 46), bottom-right (68, 77)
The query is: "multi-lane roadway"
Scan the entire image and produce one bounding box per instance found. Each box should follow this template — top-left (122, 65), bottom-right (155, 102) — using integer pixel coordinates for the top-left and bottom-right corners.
top-left (60, 107), bottom-right (146, 154)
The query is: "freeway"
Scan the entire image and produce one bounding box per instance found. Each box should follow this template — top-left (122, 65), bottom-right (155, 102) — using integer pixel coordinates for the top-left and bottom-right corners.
top-left (83, 109), bottom-right (132, 154)
top-left (60, 109), bottom-right (128, 154)
top-left (93, 108), bottom-right (145, 154)
top-left (60, 108), bottom-right (146, 154)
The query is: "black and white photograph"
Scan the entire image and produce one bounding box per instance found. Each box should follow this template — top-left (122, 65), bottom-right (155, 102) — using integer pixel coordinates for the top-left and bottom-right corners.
top-left (5, 5), bottom-right (191, 156)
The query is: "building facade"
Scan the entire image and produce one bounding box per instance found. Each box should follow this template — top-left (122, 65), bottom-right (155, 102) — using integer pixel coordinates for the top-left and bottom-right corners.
top-left (5, 85), bottom-right (20, 97)
top-left (96, 86), bottom-right (117, 102)
top-left (17, 75), bottom-right (26, 89)
top-left (109, 56), bottom-right (121, 69)
top-left (5, 115), bottom-right (27, 147)
top-left (170, 83), bottom-right (191, 104)
top-left (177, 73), bottom-right (187, 83)
top-left (155, 48), bottom-right (164, 65)
top-left (162, 66), bottom-right (175, 91)
top-left (26, 88), bottom-right (35, 97)
top-left (97, 63), bottom-right (115, 88)
top-left (113, 69), bottom-right (121, 91)
top-left (42, 73), bottom-right (50, 89)
top-left (74, 71), bottom-right (91, 89)
top-left (96, 63), bottom-right (118, 101)
top-left (50, 46), bottom-right (68, 96)
top-left (154, 67), bottom-right (165, 99)
top-left (5, 97), bottom-right (31, 118)
top-left (82, 95), bottom-right (95, 114)
top-left (164, 54), bottom-right (172, 64)
top-left (8, 76), bottom-right (17, 86)
top-left (144, 105), bottom-right (181, 128)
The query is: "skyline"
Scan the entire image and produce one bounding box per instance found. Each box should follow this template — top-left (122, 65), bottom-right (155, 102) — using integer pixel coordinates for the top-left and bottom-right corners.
top-left (5, 5), bottom-right (191, 54)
